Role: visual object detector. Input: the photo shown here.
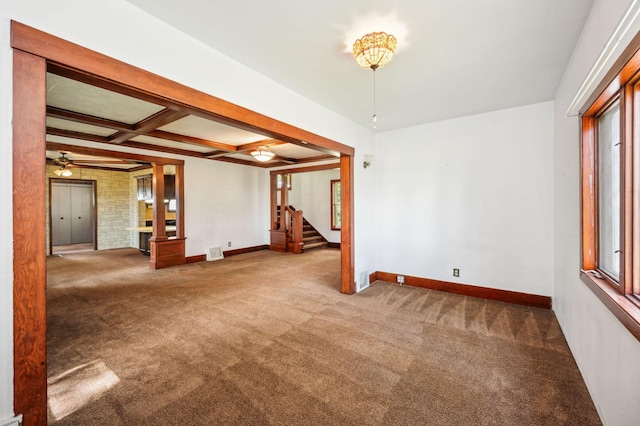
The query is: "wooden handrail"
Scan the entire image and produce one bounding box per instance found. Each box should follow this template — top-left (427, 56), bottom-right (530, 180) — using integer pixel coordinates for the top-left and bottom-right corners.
top-left (285, 206), bottom-right (304, 253)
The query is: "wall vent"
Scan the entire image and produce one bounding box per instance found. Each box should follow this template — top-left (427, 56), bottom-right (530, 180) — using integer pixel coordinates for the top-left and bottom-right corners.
top-left (206, 246), bottom-right (224, 261)
top-left (356, 268), bottom-right (370, 292)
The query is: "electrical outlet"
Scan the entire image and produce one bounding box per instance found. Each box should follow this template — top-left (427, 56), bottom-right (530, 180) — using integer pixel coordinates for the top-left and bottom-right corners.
top-left (453, 268), bottom-right (460, 277)
top-left (228, 241), bottom-right (231, 247)
top-left (397, 275), bottom-right (405, 285)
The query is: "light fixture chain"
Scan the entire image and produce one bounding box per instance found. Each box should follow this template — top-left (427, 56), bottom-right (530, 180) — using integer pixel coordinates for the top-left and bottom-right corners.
top-left (372, 69), bottom-right (377, 129)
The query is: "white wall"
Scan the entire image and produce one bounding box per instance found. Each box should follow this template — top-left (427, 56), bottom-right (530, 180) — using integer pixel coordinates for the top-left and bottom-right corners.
top-left (184, 159), bottom-right (269, 256)
top-left (553, 0), bottom-right (640, 424)
top-left (288, 170), bottom-right (341, 243)
top-left (375, 102), bottom-right (554, 296)
top-left (0, 0), bottom-right (375, 420)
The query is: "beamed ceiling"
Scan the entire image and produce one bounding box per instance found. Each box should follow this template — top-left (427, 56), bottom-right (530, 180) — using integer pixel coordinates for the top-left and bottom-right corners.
top-left (45, 65), bottom-right (339, 171)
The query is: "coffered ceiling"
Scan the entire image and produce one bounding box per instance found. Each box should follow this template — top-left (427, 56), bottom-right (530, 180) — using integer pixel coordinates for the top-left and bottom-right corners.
top-left (45, 67), bottom-right (338, 171)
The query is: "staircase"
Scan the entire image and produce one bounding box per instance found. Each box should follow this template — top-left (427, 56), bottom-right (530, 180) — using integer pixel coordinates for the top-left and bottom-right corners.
top-left (275, 205), bottom-right (328, 252)
top-left (302, 218), bottom-right (328, 251)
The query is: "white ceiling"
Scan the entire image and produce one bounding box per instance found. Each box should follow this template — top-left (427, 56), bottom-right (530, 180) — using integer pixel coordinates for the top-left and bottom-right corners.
top-left (126, 0), bottom-right (595, 132)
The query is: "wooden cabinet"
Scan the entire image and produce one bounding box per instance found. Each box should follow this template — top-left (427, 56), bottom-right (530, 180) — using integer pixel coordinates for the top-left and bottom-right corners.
top-left (136, 174), bottom-right (176, 200)
top-left (137, 175), bottom-right (153, 200)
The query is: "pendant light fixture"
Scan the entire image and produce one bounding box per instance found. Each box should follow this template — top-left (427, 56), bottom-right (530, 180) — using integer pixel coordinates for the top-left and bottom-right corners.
top-left (353, 31), bottom-right (397, 128)
top-left (251, 146), bottom-right (275, 162)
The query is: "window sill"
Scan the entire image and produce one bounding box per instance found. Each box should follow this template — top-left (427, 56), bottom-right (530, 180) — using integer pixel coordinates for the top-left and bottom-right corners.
top-left (580, 270), bottom-right (640, 342)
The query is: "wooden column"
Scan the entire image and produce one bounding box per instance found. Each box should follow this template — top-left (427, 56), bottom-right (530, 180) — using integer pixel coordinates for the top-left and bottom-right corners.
top-left (13, 49), bottom-right (48, 426)
top-left (150, 163), bottom-right (167, 242)
top-left (279, 173), bottom-right (288, 231)
top-left (270, 173), bottom-right (277, 230)
top-left (149, 163), bottom-right (185, 269)
top-left (175, 163), bottom-right (185, 239)
top-left (340, 155), bottom-right (355, 294)
top-left (270, 173), bottom-right (288, 252)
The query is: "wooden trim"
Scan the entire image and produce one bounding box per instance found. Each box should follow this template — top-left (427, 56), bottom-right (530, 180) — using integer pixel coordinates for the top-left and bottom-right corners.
top-left (330, 179), bottom-right (341, 230)
top-left (327, 242), bottom-right (341, 249)
top-left (11, 21), bottom-right (353, 157)
top-left (581, 116), bottom-right (597, 270)
top-left (176, 163), bottom-right (185, 240)
top-left (11, 21), bottom-right (356, 422)
top-left (270, 162), bottom-right (340, 175)
top-left (13, 49), bottom-right (48, 426)
top-left (46, 141), bottom-right (183, 165)
top-left (223, 244), bottom-right (269, 257)
top-left (270, 174), bottom-right (277, 230)
top-left (581, 271), bottom-right (640, 341)
top-left (186, 254), bottom-right (206, 264)
top-left (373, 271), bottom-right (552, 309)
top-left (580, 30), bottom-right (640, 115)
top-left (340, 155), bottom-right (355, 294)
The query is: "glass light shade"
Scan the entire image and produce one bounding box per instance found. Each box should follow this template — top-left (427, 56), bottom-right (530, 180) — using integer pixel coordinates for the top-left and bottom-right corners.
top-left (54, 167), bottom-right (72, 177)
top-left (353, 32), bottom-right (397, 70)
top-left (251, 147), bottom-right (275, 162)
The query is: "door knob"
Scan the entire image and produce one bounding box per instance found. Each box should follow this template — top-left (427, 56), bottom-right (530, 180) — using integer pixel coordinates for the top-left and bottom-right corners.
top-left (60, 217), bottom-right (64, 220)
top-left (78, 217), bottom-right (81, 219)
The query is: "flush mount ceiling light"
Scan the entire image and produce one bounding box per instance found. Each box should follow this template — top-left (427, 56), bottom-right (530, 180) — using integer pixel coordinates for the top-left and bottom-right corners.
top-left (353, 31), bottom-right (397, 129)
top-left (251, 146), bottom-right (275, 162)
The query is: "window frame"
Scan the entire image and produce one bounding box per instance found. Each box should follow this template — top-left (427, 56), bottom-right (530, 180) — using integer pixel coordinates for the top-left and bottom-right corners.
top-left (331, 179), bottom-right (341, 230)
top-left (580, 43), bottom-right (640, 342)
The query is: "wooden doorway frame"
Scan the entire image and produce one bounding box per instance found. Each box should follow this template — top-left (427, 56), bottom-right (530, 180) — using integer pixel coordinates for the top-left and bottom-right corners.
top-left (11, 21), bottom-right (355, 424)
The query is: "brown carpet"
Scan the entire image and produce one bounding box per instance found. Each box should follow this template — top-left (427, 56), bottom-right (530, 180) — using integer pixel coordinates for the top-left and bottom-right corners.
top-left (46, 248), bottom-right (601, 425)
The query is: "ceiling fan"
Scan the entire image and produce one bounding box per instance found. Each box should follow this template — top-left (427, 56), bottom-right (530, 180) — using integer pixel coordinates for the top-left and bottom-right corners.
top-left (52, 152), bottom-right (74, 176)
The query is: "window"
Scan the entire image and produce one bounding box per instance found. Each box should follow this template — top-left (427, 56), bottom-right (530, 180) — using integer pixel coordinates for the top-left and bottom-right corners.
top-left (331, 179), bottom-right (341, 230)
top-left (580, 46), bottom-right (640, 341)
top-left (276, 174), bottom-right (292, 190)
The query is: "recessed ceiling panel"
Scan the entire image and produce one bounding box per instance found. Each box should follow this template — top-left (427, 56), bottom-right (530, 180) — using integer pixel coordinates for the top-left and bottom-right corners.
top-left (159, 115), bottom-right (267, 145)
top-left (47, 73), bottom-right (165, 124)
top-left (269, 144), bottom-right (331, 159)
top-left (46, 117), bottom-right (117, 137)
top-left (130, 135), bottom-right (216, 154)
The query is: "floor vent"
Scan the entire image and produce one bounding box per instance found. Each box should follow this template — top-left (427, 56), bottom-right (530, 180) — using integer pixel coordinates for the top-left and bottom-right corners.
top-left (206, 246), bottom-right (224, 261)
top-left (357, 269), bottom-right (370, 292)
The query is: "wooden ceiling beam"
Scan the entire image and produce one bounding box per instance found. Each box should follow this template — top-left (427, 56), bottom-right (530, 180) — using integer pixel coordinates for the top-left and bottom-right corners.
top-left (47, 105), bottom-right (237, 152)
top-left (147, 130), bottom-right (237, 151)
top-left (236, 139), bottom-right (287, 152)
top-left (45, 141), bottom-right (184, 165)
top-left (47, 127), bottom-right (109, 144)
top-left (109, 108), bottom-right (188, 144)
top-left (47, 63), bottom-right (346, 158)
top-left (47, 106), bottom-right (132, 132)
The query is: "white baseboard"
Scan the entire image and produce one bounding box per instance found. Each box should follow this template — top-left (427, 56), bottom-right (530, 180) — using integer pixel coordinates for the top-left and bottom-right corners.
top-left (0, 415), bottom-right (22, 426)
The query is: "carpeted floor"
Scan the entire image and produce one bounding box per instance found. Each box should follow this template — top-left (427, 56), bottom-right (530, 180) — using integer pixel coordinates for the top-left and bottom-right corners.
top-left (46, 248), bottom-right (601, 425)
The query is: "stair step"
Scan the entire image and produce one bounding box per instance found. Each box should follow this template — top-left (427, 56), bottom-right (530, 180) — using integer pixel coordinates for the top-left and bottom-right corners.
top-left (303, 241), bottom-right (328, 251)
top-left (303, 235), bottom-right (324, 243)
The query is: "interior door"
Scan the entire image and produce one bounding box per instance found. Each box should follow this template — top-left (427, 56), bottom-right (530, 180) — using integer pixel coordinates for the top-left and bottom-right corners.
top-left (51, 181), bottom-right (95, 246)
top-left (70, 185), bottom-right (94, 243)
top-left (51, 184), bottom-right (72, 245)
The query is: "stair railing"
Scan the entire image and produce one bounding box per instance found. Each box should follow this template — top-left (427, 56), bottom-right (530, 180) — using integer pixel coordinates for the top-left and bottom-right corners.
top-left (285, 205), bottom-right (304, 253)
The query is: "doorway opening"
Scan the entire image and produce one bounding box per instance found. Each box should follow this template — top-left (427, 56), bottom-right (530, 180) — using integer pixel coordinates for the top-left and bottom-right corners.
top-left (49, 179), bottom-right (97, 255)
top-left (12, 20), bottom-right (354, 425)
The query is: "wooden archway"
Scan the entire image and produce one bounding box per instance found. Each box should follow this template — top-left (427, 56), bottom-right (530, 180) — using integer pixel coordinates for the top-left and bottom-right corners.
top-left (12, 21), bottom-right (355, 425)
